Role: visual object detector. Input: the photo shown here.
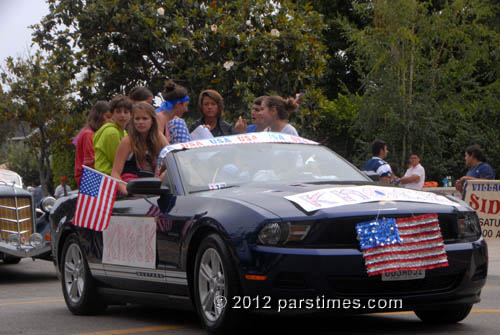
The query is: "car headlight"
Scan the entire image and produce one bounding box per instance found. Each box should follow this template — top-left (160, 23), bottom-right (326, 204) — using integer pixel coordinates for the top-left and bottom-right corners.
top-left (40, 196), bottom-right (56, 213)
top-left (258, 222), bottom-right (311, 246)
top-left (458, 213), bottom-right (481, 241)
top-left (29, 233), bottom-right (44, 248)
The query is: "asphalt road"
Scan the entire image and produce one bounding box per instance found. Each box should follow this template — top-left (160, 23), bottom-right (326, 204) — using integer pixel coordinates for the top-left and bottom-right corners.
top-left (1, 244), bottom-right (500, 335)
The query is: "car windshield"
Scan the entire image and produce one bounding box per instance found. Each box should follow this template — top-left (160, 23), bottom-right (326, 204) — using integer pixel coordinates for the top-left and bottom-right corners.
top-left (172, 143), bottom-right (369, 193)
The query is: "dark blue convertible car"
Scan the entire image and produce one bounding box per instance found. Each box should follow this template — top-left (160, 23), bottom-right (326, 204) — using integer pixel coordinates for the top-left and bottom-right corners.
top-left (50, 133), bottom-right (487, 333)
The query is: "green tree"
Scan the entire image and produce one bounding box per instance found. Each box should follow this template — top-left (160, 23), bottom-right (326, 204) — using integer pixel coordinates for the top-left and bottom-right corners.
top-left (0, 52), bottom-right (82, 195)
top-left (341, 0), bottom-right (500, 180)
top-left (33, 0), bottom-right (328, 123)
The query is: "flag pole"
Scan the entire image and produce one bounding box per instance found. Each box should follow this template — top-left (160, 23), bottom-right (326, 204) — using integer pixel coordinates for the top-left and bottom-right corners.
top-left (82, 166), bottom-right (128, 185)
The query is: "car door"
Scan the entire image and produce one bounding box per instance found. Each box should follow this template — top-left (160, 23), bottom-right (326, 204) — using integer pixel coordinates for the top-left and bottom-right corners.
top-left (101, 195), bottom-right (173, 294)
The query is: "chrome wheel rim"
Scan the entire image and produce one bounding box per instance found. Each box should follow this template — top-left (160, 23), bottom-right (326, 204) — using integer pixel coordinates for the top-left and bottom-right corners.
top-left (64, 243), bottom-right (85, 303)
top-left (198, 247), bottom-right (226, 322)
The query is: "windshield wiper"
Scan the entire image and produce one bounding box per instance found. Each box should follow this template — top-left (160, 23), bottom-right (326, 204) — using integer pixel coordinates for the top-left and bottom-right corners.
top-left (190, 184), bottom-right (240, 194)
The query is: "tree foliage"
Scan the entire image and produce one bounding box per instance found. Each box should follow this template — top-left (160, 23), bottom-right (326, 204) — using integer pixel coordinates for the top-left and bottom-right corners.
top-left (34, 0), bottom-right (328, 121)
top-left (0, 52), bottom-right (83, 195)
top-left (341, 0), bottom-right (500, 180)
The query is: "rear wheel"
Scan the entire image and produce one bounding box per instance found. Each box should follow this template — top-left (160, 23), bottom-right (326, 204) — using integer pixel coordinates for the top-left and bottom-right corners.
top-left (414, 304), bottom-right (473, 324)
top-left (193, 234), bottom-right (243, 334)
top-left (61, 234), bottom-right (106, 315)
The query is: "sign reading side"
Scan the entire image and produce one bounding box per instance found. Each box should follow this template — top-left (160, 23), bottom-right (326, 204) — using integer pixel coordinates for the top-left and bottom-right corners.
top-left (463, 180), bottom-right (500, 240)
top-left (102, 216), bottom-right (156, 269)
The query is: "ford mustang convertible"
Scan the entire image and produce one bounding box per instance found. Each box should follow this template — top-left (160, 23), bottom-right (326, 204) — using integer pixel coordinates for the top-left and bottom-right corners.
top-left (50, 133), bottom-right (487, 333)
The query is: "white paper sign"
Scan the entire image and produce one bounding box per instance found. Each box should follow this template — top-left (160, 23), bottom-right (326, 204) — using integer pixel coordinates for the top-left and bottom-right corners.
top-left (103, 216), bottom-right (156, 269)
top-left (285, 185), bottom-right (460, 212)
top-left (190, 125), bottom-right (214, 140)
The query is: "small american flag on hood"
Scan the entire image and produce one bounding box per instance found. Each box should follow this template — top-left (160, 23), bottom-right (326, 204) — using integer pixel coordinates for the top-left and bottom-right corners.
top-left (356, 213), bottom-right (448, 276)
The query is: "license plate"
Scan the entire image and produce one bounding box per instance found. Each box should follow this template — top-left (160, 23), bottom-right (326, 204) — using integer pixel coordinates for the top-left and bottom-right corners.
top-left (381, 269), bottom-right (425, 281)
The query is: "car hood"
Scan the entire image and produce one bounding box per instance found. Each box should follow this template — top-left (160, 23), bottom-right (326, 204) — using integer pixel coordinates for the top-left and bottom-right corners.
top-left (199, 183), bottom-right (468, 220)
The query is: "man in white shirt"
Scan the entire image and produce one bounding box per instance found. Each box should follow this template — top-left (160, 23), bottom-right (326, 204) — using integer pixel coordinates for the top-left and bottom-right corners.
top-left (400, 154), bottom-right (425, 189)
top-left (54, 176), bottom-right (72, 199)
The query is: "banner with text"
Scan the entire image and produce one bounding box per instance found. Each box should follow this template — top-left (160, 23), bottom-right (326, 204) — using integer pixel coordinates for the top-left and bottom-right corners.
top-left (463, 180), bottom-right (500, 241)
top-left (102, 216), bottom-right (156, 269)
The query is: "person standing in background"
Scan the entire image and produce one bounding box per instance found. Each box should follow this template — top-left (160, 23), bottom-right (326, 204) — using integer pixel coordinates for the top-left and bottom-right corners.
top-left (362, 139), bottom-right (392, 184)
top-left (54, 176), bottom-right (72, 199)
top-left (456, 144), bottom-right (495, 193)
top-left (399, 153), bottom-right (425, 189)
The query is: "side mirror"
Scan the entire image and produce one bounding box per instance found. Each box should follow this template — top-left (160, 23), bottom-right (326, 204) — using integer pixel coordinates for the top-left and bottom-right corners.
top-left (126, 178), bottom-right (170, 195)
top-left (364, 171), bottom-right (380, 182)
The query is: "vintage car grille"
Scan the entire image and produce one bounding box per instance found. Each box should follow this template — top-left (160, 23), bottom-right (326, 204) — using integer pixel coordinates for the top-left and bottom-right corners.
top-left (0, 196), bottom-right (33, 241)
top-left (328, 272), bottom-right (463, 297)
top-left (292, 214), bottom-right (459, 248)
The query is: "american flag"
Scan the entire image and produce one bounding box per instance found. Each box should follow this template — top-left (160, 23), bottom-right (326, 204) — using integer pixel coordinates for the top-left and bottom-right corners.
top-left (73, 166), bottom-right (119, 231)
top-left (356, 213), bottom-right (448, 276)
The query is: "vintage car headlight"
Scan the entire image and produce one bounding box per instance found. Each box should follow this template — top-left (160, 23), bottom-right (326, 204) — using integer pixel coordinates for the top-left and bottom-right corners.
top-left (29, 233), bottom-right (44, 248)
top-left (258, 222), bottom-right (311, 245)
top-left (40, 196), bottom-right (56, 213)
top-left (458, 213), bottom-right (481, 241)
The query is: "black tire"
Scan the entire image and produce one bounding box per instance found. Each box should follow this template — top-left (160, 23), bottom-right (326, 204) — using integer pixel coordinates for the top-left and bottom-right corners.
top-left (414, 304), bottom-right (473, 324)
top-left (193, 234), bottom-right (243, 334)
top-left (2, 254), bottom-right (22, 264)
top-left (60, 234), bottom-right (106, 315)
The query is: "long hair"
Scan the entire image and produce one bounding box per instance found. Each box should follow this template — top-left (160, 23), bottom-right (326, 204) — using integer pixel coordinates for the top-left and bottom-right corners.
top-left (197, 89), bottom-right (224, 118)
top-left (87, 101), bottom-right (110, 131)
top-left (128, 102), bottom-right (163, 169)
top-left (263, 96), bottom-right (298, 120)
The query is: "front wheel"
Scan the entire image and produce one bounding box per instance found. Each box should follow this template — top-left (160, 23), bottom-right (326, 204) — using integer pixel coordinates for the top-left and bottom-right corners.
top-left (61, 234), bottom-right (106, 315)
top-left (414, 304), bottom-right (473, 324)
top-left (1, 253), bottom-right (22, 264)
top-left (193, 234), bottom-right (243, 334)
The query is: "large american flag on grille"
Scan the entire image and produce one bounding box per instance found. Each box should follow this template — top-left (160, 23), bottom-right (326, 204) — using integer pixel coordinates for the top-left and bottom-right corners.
top-left (356, 213), bottom-right (448, 276)
top-left (73, 166), bottom-right (118, 231)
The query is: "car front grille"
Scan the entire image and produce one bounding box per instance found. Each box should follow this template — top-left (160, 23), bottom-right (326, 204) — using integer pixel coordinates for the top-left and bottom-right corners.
top-left (328, 272), bottom-right (463, 297)
top-left (290, 213), bottom-right (459, 249)
top-left (0, 196), bottom-right (33, 241)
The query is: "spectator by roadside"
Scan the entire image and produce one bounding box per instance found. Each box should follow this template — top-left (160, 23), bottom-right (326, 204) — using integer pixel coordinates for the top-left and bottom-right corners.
top-left (362, 139), bottom-right (392, 184)
top-left (399, 153), bottom-right (425, 189)
top-left (54, 176), bottom-right (72, 199)
top-left (456, 144), bottom-right (495, 193)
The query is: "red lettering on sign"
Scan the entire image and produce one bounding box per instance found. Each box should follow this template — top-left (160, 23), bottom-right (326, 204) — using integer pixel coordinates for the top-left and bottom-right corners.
top-left (487, 200), bottom-right (500, 215)
top-left (469, 193), bottom-right (480, 210)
